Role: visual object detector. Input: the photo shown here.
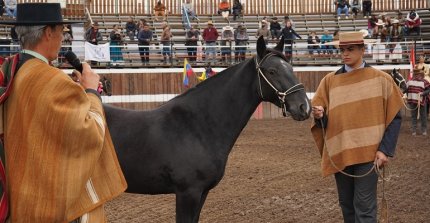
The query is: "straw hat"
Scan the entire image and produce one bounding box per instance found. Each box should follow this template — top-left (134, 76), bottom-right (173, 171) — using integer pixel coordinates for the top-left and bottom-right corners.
top-left (391, 19), bottom-right (399, 24)
top-left (325, 31), bottom-right (375, 46)
top-left (63, 26), bottom-right (70, 32)
top-left (375, 19), bottom-right (385, 26)
top-left (222, 25), bottom-right (232, 31)
top-left (207, 20), bottom-right (213, 25)
top-left (358, 29), bottom-right (369, 37)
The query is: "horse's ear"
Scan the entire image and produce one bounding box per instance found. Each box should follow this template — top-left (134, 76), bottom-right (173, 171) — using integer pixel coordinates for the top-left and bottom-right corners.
top-left (256, 36), bottom-right (266, 59)
top-left (274, 36), bottom-right (285, 52)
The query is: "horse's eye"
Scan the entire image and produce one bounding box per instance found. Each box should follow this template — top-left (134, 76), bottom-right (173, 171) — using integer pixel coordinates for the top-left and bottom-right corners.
top-left (268, 69), bottom-right (276, 75)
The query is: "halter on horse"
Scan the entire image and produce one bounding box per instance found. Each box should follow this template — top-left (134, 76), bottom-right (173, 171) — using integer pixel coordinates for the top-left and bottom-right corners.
top-left (389, 68), bottom-right (407, 94)
top-left (104, 36), bottom-right (310, 223)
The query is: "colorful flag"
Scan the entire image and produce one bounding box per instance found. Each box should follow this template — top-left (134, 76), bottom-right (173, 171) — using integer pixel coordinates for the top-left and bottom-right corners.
top-left (197, 70), bottom-right (207, 82)
top-left (183, 58), bottom-right (194, 87)
top-left (409, 47), bottom-right (415, 80)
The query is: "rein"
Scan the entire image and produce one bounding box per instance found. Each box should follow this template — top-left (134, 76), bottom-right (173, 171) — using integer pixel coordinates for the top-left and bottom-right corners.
top-left (255, 53), bottom-right (305, 117)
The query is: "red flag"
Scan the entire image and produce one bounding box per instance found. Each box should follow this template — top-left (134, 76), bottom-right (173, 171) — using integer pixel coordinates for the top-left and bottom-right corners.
top-left (409, 47), bottom-right (415, 80)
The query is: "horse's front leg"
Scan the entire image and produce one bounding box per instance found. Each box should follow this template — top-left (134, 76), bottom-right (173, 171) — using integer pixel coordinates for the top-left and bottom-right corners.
top-left (175, 188), bottom-right (208, 223)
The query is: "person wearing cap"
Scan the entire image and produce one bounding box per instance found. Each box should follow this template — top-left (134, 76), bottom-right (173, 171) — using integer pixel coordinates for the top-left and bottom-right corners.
top-left (406, 68), bottom-right (430, 136)
top-left (311, 31), bottom-right (403, 223)
top-left (0, 3), bottom-right (126, 222)
top-left (255, 20), bottom-right (271, 45)
top-left (202, 21), bottom-right (219, 63)
top-left (269, 17), bottom-right (281, 40)
top-left (220, 25), bottom-right (233, 63)
top-left (404, 10), bottom-right (422, 36)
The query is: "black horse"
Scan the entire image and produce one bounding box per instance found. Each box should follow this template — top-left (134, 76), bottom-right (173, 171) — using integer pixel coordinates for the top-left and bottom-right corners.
top-left (103, 36), bottom-right (311, 223)
top-left (389, 68), bottom-right (407, 93)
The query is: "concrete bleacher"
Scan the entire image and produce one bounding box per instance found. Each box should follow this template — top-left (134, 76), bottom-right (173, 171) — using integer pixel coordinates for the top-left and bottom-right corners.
top-left (1, 9), bottom-right (430, 68)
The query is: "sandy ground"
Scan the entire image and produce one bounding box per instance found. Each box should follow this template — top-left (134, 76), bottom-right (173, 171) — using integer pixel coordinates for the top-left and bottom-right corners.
top-left (106, 118), bottom-right (430, 223)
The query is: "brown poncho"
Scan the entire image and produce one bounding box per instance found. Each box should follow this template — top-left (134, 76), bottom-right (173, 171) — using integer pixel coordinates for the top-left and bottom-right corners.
top-left (4, 59), bottom-right (127, 222)
top-left (311, 67), bottom-right (403, 177)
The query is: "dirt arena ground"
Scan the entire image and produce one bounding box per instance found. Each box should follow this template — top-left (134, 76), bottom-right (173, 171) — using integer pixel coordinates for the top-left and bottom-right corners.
top-left (106, 117), bottom-right (430, 223)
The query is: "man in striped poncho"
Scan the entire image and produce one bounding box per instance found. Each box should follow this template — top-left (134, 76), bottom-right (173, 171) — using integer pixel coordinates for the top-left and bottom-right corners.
top-left (406, 68), bottom-right (430, 136)
top-left (311, 31), bottom-right (404, 223)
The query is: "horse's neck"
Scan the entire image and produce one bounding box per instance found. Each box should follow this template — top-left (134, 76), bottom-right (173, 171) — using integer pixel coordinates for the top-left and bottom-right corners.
top-left (174, 59), bottom-right (261, 147)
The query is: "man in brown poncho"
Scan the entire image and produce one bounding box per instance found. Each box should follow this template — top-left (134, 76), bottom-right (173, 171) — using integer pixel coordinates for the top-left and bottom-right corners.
top-left (311, 32), bottom-right (403, 223)
top-left (0, 3), bottom-right (127, 222)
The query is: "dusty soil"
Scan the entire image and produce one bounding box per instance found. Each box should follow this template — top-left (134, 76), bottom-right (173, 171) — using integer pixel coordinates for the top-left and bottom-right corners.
top-left (106, 118), bottom-right (430, 223)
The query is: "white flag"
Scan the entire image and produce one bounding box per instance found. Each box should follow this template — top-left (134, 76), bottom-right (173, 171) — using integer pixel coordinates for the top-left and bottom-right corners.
top-left (85, 42), bottom-right (111, 62)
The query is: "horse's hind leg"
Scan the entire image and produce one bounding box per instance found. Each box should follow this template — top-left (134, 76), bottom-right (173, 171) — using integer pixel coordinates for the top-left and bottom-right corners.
top-left (193, 190), bottom-right (209, 223)
top-left (175, 189), bottom-right (208, 223)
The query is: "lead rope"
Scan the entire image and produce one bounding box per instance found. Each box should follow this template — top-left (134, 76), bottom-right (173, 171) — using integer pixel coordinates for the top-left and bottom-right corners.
top-left (319, 119), bottom-right (390, 221)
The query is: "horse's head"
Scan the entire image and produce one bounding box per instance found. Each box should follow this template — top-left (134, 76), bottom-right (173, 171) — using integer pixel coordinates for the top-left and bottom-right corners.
top-left (100, 76), bottom-right (112, 96)
top-left (254, 36), bottom-right (310, 121)
top-left (390, 68), bottom-right (407, 94)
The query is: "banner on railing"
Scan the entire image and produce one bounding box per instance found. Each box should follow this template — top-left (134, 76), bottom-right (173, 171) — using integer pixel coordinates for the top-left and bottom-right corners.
top-left (84, 42), bottom-right (111, 62)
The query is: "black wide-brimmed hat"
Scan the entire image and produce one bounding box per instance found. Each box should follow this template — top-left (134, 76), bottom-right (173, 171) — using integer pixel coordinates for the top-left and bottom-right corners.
top-left (0, 3), bottom-right (81, 25)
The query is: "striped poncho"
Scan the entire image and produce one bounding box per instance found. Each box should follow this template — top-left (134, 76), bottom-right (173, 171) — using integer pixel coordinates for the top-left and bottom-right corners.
top-left (311, 67), bottom-right (404, 176)
top-left (4, 59), bottom-right (127, 222)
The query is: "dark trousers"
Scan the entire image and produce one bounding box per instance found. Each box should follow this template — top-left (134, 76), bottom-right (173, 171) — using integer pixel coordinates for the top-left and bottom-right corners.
top-left (138, 43), bottom-right (150, 63)
top-left (362, 1), bottom-right (372, 17)
top-left (410, 102), bottom-right (427, 133)
top-left (334, 162), bottom-right (378, 223)
top-left (187, 46), bottom-right (197, 61)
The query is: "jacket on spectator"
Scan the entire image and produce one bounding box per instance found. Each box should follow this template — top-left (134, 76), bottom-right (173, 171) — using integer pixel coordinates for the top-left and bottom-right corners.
top-left (185, 29), bottom-right (200, 46)
top-left (202, 27), bottom-right (219, 42)
top-left (85, 27), bottom-right (103, 44)
top-left (138, 30), bottom-right (153, 45)
top-left (406, 12), bottom-right (422, 28)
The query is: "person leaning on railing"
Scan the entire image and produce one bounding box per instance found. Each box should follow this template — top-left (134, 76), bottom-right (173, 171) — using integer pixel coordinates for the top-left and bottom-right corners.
top-left (185, 25), bottom-right (199, 62)
top-left (137, 24), bottom-right (153, 64)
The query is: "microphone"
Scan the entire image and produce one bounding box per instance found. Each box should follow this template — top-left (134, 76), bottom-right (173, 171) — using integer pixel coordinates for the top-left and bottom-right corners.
top-left (64, 51), bottom-right (83, 73)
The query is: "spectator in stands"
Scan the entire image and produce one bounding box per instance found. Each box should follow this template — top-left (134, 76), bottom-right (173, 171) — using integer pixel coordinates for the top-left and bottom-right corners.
top-left (335, 0), bottom-right (349, 20)
top-left (109, 24), bottom-right (124, 65)
top-left (232, 0), bottom-right (242, 21)
top-left (10, 26), bottom-right (19, 54)
top-left (182, 0), bottom-right (198, 21)
top-left (85, 22), bottom-right (103, 45)
top-left (388, 19), bottom-right (403, 63)
top-left (220, 25), bottom-right (233, 63)
top-left (406, 68), bottom-right (430, 136)
top-left (255, 20), bottom-right (271, 44)
top-left (372, 19), bottom-right (387, 63)
top-left (60, 25), bottom-right (73, 64)
top-left (307, 31), bottom-right (320, 55)
top-left (368, 14), bottom-right (378, 37)
top-left (350, 0), bottom-right (361, 19)
top-left (362, 0), bottom-right (372, 18)
top-left (126, 17), bottom-right (138, 40)
top-left (320, 29), bottom-right (333, 54)
top-left (85, 22), bottom-right (103, 65)
top-left (0, 0), bottom-right (5, 17)
top-left (396, 11), bottom-right (406, 27)
top-left (235, 26), bottom-right (248, 63)
top-left (185, 25), bottom-right (199, 62)
top-left (284, 15), bottom-right (294, 28)
top-left (281, 20), bottom-right (302, 62)
top-left (270, 17), bottom-right (282, 40)
top-left (138, 24), bottom-right (153, 64)
top-left (404, 10), bottom-right (422, 36)
top-left (416, 56), bottom-right (430, 82)
top-left (202, 20), bottom-right (219, 63)
top-left (218, 0), bottom-right (231, 21)
top-left (4, 0), bottom-right (16, 18)
top-left (160, 24), bottom-right (173, 64)
top-left (154, 0), bottom-right (166, 21)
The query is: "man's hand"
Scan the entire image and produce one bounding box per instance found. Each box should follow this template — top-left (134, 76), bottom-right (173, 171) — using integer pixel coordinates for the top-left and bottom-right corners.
top-left (73, 62), bottom-right (100, 91)
top-left (312, 106), bottom-right (324, 119)
top-left (375, 151), bottom-right (389, 168)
